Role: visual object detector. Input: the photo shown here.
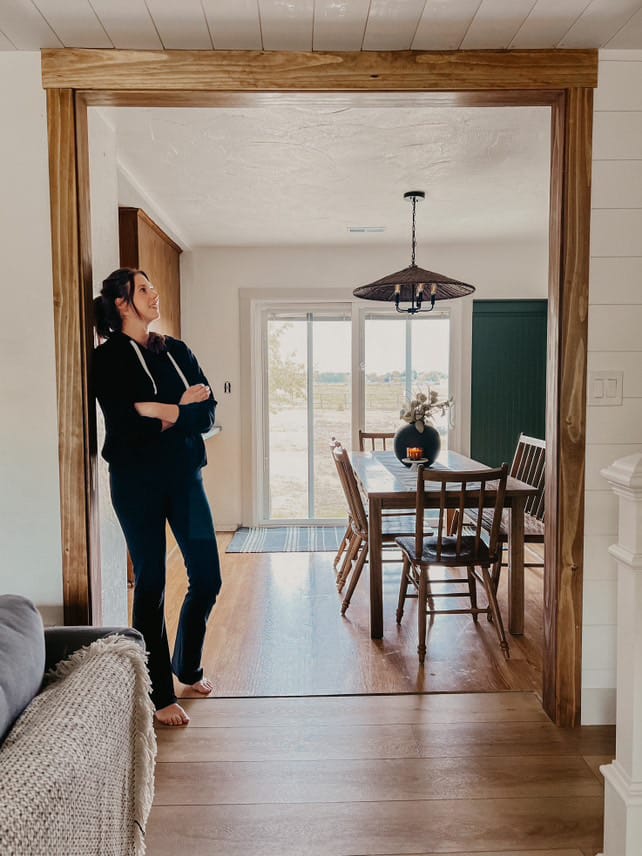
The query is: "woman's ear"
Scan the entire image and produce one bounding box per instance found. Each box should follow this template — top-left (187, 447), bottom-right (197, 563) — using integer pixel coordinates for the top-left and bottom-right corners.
top-left (114, 296), bottom-right (128, 317)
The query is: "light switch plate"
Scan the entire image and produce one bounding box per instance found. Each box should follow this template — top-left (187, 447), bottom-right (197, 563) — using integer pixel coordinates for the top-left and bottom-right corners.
top-left (588, 370), bottom-right (623, 406)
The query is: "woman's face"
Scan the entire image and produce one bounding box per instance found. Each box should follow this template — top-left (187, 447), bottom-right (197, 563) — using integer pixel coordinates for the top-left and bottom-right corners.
top-left (130, 272), bottom-right (160, 324)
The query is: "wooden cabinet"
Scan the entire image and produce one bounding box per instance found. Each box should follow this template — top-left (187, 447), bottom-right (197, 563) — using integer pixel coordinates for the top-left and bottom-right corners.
top-left (119, 207), bottom-right (182, 338)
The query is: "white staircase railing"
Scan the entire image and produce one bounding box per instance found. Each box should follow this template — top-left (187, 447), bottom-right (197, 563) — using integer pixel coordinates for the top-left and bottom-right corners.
top-left (599, 453), bottom-right (642, 856)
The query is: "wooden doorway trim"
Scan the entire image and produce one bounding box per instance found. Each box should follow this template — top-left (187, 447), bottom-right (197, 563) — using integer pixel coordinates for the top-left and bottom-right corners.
top-left (42, 48), bottom-right (597, 726)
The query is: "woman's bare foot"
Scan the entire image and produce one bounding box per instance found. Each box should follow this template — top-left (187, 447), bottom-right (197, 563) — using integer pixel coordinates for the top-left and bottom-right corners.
top-left (154, 702), bottom-right (190, 726)
top-left (190, 677), bottom-right (214, 696)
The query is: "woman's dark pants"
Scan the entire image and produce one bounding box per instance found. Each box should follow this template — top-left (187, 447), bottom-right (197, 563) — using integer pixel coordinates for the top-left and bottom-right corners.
top-left (110, 466), bottom-right (222, 709)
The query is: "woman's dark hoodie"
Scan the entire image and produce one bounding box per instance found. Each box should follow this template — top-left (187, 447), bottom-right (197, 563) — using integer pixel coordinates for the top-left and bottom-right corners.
top-left (93, 332), bottom-right (216, 475)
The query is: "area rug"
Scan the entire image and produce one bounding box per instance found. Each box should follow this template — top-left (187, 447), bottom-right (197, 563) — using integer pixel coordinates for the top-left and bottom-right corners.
top-left (226, 526), bottom-right (345, 553)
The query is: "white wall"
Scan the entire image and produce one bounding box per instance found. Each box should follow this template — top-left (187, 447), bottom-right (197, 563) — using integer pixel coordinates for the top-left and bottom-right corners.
top-left (88, 109), bottom-right (128, 625)
top-left (0, 53), bottom-right (62, 623)
top-left (582, 50), bottom-right (642, 725)
top-left (181, 239), bottom-right (548, 529)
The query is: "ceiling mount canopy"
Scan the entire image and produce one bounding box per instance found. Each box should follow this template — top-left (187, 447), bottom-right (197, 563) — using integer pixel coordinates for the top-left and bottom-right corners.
top-left (352, 190), bottom-right (475, 315)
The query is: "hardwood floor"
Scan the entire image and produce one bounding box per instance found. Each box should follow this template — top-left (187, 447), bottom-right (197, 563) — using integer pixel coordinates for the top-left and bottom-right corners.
top-left (163, 535), bottom-right (545, 699)
top-left (148, 692), bottom-right (614, 856)
top-left (145, 537), bottom-right (612, 855)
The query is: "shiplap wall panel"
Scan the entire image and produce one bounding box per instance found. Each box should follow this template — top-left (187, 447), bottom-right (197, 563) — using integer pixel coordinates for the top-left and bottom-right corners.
top-left (592, 160), bottom-right (642, 208)
top-left (33, 0), bottom-right (112, 48)
top-left (460, 0), bottom-right (538, 50)
top-left (313, 0), bottom-right (370, 51)
top-left (362, 0), bottom-right (426, 51)
top-left (584, 490), bottom-right (619, 536)
top-left (143, 0), bottom-right (212, 49)
top-left (561, 0), bottom-right (642, 48)
top-left (88, 0), bottom-right (162, 50)
top-left (0, 0), bottom-right (61, 49)
top-left (582, 625), bottom-right (617, 670)
top-left (594, 56), bottom-right (642, 108)
top-left (202, 0), bottom-right (262, 51)
top-left (582, 664), bottom-right (617, 687)
top-left (590, 210), bottom-right (642, 256)
top-left (588, 306), bottom-right (642, 351)
top-left (583, 52), bottom-right (642, 724)
top-left (412, 0), bottom-right (480, 50)
top-left (593, 111), bottom-right (642, 159)
top-left (259, 0), bottom-right (313, 51)
top-left (586, 399), bottom-right (642, 444)
top-left (585, 443), bottom-right (642, 489)
top-left (584, 535), bottom-right (617, 580)
top-left (509, 0), bottom-right (592, 49)
top-left (589, 257), bottom-right (642, 303)
top-left (583, 581), bottom-right (617, 624)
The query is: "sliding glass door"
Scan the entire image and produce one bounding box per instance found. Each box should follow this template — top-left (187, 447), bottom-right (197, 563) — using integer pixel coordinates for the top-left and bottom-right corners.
top-left (259, 304), bottom-right (450, 524)
top-left (264, 308), bottom-right (351, 522)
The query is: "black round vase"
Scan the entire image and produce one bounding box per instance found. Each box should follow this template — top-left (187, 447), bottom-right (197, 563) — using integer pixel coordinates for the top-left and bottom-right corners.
top-left (393, 422), bottom-right (441, 467)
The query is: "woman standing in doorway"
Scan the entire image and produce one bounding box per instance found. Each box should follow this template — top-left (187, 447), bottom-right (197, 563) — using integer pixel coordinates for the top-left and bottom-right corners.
top-left (93, 267), bottom-right (221, 726)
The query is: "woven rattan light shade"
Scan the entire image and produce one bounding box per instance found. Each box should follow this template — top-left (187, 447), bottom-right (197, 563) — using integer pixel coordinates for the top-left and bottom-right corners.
top-left (353, 264), bottom-right (475, 302)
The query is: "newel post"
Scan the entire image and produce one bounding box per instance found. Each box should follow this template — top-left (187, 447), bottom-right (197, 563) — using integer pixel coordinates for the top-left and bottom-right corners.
top-left (599, 453), bottom-right (642, 856)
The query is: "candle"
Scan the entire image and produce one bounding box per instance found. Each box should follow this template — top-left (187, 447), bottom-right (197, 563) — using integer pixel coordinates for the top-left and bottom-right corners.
top-left (407, 447), bottom-right (423, 461)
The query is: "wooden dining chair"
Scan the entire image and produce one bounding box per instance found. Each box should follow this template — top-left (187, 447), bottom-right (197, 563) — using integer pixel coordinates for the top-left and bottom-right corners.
top-left (331, 443), bottom-right (430, 616)
top-left (358, 430), bottom-right (419, 521)
top-left (490, 433), bottom-right (545, 590)
top-left (396, 463), bottom-right (510, 664)
top-left (358, 430), bottom-right (395, 451)
top-left (329, 437), bottom-right (354, 572)
top-left (452, 434), bottom-right (545, 592)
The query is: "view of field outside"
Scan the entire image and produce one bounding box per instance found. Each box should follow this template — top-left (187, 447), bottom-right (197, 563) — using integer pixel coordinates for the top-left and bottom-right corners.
top-left (266, 314), bottom-right (449, 521)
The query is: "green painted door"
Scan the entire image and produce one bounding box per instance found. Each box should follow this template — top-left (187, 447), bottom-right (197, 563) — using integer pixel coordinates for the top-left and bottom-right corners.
top-left (471, 300), bottom-right (547, 467)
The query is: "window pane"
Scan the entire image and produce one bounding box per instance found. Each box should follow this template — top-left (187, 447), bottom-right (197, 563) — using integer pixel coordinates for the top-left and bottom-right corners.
top-left (412, 316), bottom-right (450, 449)
top-left (312, 318), bottom-right (351, 519)
top-left (364, 314), bottom-right (450, 444)
top-left (267, 318), bottom-right (308, 519)
top-left (363, 318), bottom-right (406, 432)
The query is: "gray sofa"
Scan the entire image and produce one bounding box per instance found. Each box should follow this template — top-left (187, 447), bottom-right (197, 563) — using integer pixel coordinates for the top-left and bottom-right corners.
top-left (0, 594), bottom-right (156, 855)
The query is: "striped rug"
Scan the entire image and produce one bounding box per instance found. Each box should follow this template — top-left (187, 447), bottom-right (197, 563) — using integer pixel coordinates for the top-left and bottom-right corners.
top-left (226, 526), bottom-right (345, 553)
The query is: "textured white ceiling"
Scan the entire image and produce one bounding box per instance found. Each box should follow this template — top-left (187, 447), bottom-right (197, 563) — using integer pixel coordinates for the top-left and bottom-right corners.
top-left (101, 104), bottom-right (551, 248)
top-left (2, 0), bottom-right (642, 50)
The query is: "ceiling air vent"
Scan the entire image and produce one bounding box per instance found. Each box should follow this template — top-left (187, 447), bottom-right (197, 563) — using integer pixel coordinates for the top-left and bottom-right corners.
top-left (347, 226), bottom-right (385, 233)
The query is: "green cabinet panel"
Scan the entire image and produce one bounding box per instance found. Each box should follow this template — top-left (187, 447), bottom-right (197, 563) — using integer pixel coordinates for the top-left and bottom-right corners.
top-left (471, 300), bottom-right (547, 467)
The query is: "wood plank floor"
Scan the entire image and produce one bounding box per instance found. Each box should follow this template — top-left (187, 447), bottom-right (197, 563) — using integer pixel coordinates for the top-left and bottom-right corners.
top-left (162, 534), bottom-right (545, 699)
top-left (147, 692), bottom-right (614, 856)
top-left (145, 537), bottom-right (613, 855)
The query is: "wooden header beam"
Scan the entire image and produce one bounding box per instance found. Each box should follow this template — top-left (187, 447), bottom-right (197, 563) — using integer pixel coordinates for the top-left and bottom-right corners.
top-left (42, 48), bottom-right (597, 92)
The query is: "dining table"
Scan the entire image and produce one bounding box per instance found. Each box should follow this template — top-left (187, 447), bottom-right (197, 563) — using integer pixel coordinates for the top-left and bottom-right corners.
top-left (349, 449), bottom-right (538, 640)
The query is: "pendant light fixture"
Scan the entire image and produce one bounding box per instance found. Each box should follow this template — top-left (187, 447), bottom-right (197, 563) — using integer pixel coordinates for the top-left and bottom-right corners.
top-left (352, 190), bottom-right (475, 314)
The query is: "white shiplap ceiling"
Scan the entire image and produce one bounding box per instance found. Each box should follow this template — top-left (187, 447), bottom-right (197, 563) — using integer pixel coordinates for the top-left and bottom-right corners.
top-left (2, 0), bottom-right (642, 51)
top-left (104, 103), bottom-right (550, 248)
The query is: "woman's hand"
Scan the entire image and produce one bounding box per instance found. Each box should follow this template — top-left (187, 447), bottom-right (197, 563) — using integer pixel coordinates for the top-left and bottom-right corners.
top-left (179, 384), bottom-right (211, 405)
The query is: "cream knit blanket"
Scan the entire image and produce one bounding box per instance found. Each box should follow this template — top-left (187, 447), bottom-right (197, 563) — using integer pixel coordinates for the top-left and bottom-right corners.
top-left (0, 635), bottom-right (156, 855)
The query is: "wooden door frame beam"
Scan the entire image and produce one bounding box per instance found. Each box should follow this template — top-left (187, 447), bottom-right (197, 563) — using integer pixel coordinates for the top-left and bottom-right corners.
top-left (43, 48), bottom-right (596, 726)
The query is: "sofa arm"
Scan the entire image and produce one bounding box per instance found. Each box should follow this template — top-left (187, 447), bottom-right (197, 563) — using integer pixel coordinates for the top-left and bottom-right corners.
top-left (44, 626), bottom-right (144, 672)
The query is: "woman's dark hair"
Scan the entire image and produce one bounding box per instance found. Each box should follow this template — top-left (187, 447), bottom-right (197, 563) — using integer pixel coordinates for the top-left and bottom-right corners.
top-left (94, 267), bottom-right (165, 351)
